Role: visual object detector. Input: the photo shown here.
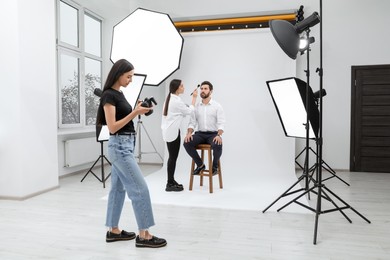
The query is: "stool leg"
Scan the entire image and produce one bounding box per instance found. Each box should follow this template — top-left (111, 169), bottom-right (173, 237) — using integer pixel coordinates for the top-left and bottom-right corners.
top-left (218, 160), bottom-right (223, 189)
top-left (200, 149), bottom-right (204, 187)
top-left (189, 159), bottom-right (195, 191)
top-left (208, 148), bottom-right (213, 193)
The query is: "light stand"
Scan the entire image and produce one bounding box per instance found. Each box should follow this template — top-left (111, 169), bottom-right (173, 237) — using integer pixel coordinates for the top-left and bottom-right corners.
top-left (81, 125), bottom-right (111, 188)
top-left (264, 5), bottom-right (370, 244)
top-left (295, 146), bottom-right (349, 186)
top-left (303, 29), bottom-right (313, 197)
top-left (295, 87), bottom-right (349, 186)
top-left (263, 29), bottom-right (318, 212)
top-left (135, 114), bottom-right (163, 163)
top-left (311, 0), bottom-right (370, 244)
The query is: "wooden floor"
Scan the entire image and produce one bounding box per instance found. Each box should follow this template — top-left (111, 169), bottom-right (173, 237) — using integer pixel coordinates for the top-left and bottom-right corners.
top-left (0, 166), bottom-right (389, 259)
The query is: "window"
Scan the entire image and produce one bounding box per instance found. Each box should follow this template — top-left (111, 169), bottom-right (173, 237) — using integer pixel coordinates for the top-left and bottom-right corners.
top-left (57, 0), bottom-right (102, 128)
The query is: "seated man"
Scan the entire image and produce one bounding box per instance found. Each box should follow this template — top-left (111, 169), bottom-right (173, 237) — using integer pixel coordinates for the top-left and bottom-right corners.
top-left (183, 81), bottom-right (226, 175)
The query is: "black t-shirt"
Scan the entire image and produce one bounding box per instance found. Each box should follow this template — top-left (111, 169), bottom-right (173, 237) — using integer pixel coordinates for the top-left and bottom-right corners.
top-left (99, 88), bottom-right (135, 134)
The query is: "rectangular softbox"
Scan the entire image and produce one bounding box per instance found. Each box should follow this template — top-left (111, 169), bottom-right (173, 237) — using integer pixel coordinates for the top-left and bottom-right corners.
top-left (266, 77), bottom-right (319, 139)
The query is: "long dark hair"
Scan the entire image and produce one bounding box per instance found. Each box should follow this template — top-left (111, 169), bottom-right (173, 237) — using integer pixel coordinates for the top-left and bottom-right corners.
top-left (163, 79), bottom-right (182, 116)
top-left (96, 59), bottom-right (134, 125)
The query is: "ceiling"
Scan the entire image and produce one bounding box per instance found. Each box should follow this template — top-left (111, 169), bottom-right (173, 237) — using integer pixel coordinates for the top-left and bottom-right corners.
top-left (75, 0), bottom-right (132, 20)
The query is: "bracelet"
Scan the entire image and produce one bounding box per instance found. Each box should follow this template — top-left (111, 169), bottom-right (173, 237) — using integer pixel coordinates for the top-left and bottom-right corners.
top-left (217, 134), bottom-right (222, 138)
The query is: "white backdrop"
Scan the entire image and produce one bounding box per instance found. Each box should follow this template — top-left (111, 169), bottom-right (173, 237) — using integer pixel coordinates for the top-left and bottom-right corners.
top-left (144, 29), bottom-right (308, 212)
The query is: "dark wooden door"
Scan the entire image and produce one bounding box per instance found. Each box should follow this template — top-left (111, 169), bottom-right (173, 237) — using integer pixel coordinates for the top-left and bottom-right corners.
top-left (351, 64), bottom-right (390, 172)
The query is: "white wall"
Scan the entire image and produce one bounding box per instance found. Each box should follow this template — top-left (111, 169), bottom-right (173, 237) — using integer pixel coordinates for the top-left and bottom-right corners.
top-left (319, 0), bottom-right (390, 169)
top-left (0, 0), bottom-right (58, 199)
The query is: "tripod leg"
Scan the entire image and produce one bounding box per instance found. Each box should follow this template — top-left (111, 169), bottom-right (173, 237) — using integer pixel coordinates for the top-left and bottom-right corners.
top-left (140, 123), bottom-right (163, 161)
top-left (102, 155), bottom-right (112, 182)
top-left (135, 120), bottom-right (163, 162)
top-left (308, 163), bottom-right (319, 186)
top-left (101, 154), bottom-right (106, 188)
top-left (309, 147), bottom-right (350, 186)
top-left (322, 188), bottom-right (352, 223)
top-left (295, 147), bottom-right (306, 171)
top-left (321, 159), bottom-right (336, 174)
top-left (135, 120), bottom-right (142, 161)
top-left (262, 174), bottom-right (306, 213)
top-left (323, 186), bottom-right (371, 223)
top-left (313, 183), bottom-right (322, 244)
top-left (322, 167), bottom-right (350, 186)
top-left (81, 156), bottom-right (102, 182)
top-left (277, 185), bottom-right (314, 212)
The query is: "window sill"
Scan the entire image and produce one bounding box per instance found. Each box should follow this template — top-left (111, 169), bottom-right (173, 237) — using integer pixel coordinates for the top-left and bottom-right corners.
top-left (57, 127), bottom-right (95, 137)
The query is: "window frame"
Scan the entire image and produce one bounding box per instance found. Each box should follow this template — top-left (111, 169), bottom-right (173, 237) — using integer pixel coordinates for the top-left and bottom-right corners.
top-left (56, 0), bottom-right (103, 130)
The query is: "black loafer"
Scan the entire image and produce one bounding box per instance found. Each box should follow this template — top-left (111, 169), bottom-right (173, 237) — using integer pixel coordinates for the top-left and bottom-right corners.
top-left (193, 164), bottom-right (205, 175)
top-left (135, 235), bottom-right (167, 248)
top-left (165, 183), bottom-right (184, 192)
top-left (173, 180), bottom-right (183, 188)
top-left (212, 167), bottom-right (218, 175)
top-left (106, 230), bottom-right (136, 242)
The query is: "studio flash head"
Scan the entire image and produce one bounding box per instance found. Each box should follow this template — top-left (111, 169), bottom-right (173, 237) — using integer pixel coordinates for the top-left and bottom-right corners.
top-left (94, 88), bottom-right (103, 97)
top-left (141, 97), bottom-right (157, 116)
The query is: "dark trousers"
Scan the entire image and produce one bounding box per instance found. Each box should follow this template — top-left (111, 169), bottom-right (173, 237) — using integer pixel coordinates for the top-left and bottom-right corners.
top-left (166, 132), bottom-right (181, 184)
top-left (183, 131), bottom-right (222, 169)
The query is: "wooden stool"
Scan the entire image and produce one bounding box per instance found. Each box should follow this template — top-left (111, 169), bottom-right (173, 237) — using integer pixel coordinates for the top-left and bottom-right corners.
top-left (189, 144), bottom-right (223, 193)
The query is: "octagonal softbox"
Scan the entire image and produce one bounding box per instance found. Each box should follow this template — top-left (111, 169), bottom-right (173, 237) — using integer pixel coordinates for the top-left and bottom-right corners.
top-left (111, 8), bottom-right (184, 86)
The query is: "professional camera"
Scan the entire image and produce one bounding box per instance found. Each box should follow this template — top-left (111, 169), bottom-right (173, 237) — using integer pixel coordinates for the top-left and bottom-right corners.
top-left (141, 97), bottom-right (157, 116)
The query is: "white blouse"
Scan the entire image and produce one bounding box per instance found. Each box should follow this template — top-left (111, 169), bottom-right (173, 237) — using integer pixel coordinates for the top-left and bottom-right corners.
top-left (161, 94), bottom-right (194, 142)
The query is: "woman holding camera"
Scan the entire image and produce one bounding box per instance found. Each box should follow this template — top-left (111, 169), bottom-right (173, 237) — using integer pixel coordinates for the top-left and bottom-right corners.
top-left (96, 59), bottom-right (166, 248)
top-left (161, 79), bottom-right (197, 191)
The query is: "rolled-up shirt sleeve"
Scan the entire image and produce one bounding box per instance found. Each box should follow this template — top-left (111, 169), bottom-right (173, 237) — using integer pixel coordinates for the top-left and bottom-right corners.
top-left (216, 103), bottom-right (226, 131)
top-left (188, 108), bottom-right (197, 130)
top-left (175, 101), bottom-right (194, 116)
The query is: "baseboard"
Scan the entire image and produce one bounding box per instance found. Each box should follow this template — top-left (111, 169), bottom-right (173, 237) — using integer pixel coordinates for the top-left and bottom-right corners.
top-left (0, 185), bottom-right (60, 201)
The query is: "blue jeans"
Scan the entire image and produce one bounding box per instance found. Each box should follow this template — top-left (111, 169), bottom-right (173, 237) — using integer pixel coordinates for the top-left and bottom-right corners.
top-left (105, 134), bottom-right (155, 230)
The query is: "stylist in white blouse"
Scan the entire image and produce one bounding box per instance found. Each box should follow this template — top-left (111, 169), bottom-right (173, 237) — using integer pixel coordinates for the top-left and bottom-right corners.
top-left (161, 79), bottom-right (198, 192)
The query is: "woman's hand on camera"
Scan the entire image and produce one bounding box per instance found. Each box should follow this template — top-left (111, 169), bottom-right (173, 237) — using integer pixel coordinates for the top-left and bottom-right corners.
top-left (135, 101), bottom-right (152, 115)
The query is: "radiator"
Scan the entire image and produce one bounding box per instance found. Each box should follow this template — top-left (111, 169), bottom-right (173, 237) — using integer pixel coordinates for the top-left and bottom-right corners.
top-left (64, 137), bottom-right (101, 167)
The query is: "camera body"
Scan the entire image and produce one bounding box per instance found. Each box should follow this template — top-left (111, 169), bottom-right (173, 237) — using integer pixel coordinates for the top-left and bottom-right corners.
top-left (141, 97), bottom-right (157, 116)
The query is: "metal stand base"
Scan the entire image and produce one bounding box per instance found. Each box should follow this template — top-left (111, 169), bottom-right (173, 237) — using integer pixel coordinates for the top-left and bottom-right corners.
top-left (295, 146), bottom-right (349, 186)
top-left (135, 116), bottom-right (163, 163)
top-left (263, 154), bottom-right (371, 245)
top-left (262, 169), bottom-right (315, 213)
top-left (81, 141), bottom-right (111, 188)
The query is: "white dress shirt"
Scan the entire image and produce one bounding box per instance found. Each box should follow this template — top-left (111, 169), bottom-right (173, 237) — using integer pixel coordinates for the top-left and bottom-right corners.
top-left (188, 99), bottom-right (225, 132)
top-left (161, 94), bottom-right (194, 142)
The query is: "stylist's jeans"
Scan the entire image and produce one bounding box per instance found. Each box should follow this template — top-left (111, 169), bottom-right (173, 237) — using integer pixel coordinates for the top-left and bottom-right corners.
top-left (105, 135), bottom-right (155, 230)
